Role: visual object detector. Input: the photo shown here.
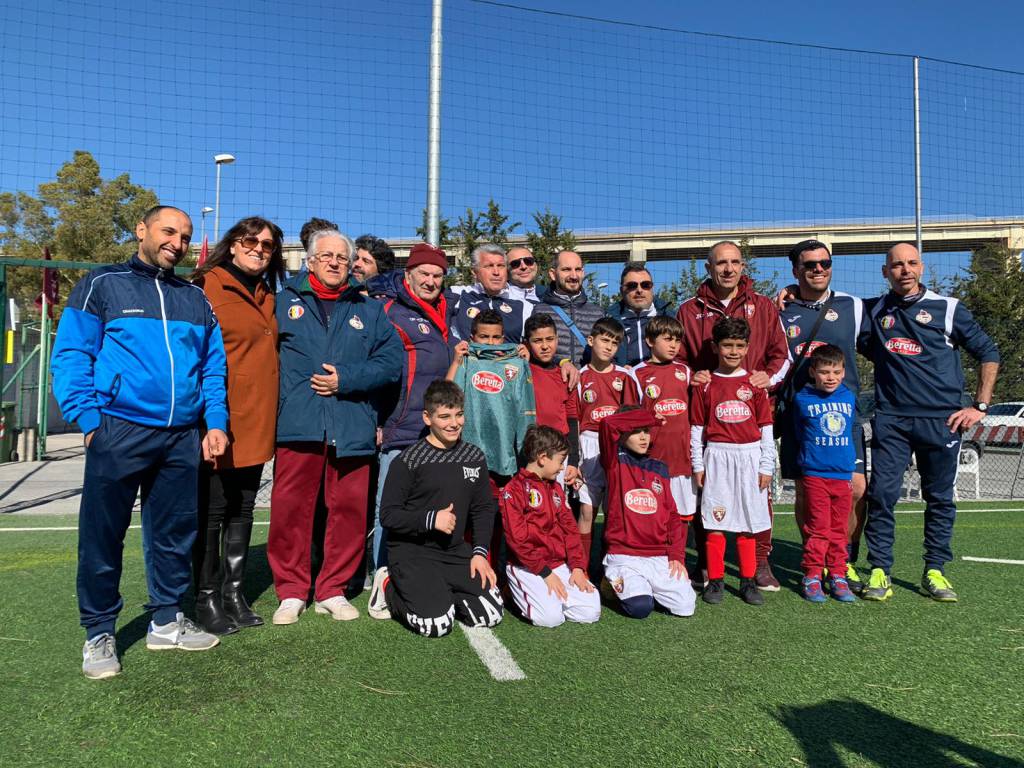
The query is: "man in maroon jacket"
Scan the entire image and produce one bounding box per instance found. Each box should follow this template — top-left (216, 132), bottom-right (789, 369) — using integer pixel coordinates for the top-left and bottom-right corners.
top-left (676, 240), bottom-right (790, 591)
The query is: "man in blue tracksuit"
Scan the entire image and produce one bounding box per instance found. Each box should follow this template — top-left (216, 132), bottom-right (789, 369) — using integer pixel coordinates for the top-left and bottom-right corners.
top-left (858, 242), bottom-right (999, 602)
top-left (605, 263), bottom-right (675, 367)
top-left (52, 206), bottom-right (229, 679)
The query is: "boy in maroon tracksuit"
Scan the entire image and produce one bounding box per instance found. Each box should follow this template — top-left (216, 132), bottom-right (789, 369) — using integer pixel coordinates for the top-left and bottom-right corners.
top-left (599, 408), bottom-right (697, 619)
top-left (500, 425), bottom-right (601, 628)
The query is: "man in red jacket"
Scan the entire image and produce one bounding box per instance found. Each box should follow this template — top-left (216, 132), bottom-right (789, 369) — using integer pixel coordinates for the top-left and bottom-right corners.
top-left (676, 240), bottom-right (790, 591)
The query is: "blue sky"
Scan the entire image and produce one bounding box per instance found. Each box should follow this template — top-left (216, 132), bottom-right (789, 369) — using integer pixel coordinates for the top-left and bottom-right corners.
top-left (1, 0), bottom-right (1022, 286)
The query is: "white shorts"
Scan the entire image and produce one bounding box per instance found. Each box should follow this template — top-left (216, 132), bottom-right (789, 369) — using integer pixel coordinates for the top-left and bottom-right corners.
top-left (506, 563), bottom-right (601, 628)
top-left (701, 442), bottom-right (771, 534)
top-left (670, 474), bottom-right (697, 519)
top-left (602, 554), bottom-right (696, 617)
top-left (578, 431), bottom-right (604, 508)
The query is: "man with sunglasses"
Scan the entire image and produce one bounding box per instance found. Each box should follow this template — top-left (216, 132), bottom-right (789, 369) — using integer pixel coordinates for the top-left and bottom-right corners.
top-left (606, 263), bottom-right (675, 366)
top-left (777, 239), bottom-right (868, 593)
top-left (506, 245), bottom-right (542, 306)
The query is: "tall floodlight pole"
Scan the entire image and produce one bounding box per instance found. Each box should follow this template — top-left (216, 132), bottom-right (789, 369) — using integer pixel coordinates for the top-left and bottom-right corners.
top-left (213, 154), bottom-right (236, 242)
top-left (913, 57), bottom-right (922, 254)
top-left (426, 0), bottom-right (443, 246)
top-left (201, 206), bottom-right (214, 244)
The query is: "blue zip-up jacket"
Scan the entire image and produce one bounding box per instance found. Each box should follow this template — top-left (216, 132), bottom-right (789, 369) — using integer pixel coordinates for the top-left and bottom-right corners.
top-left (793, 383), bottom-right (856, 479)
top-left (858, 289), bottom-right (999, 417)
top-left (275, 274), bottom-right (403, 455)
top-left (51, 255), bottom-right (228, 436)
top-left (368, 270), bottom-right (457, 451)
top-left (450, 285), bottom-right (527, 344)
top-left (781, 290), bottom-right (863, 394)
top-left (606, 297), bottom-right (675, 367)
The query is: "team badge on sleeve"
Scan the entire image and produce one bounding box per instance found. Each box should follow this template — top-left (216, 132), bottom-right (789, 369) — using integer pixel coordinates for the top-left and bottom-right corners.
top-left (466, 307), bottom-right (480, 319)
top-left (418, 322), bottom-right (431, 335)
top-left (499, 303), bottom-right (512, 314)
top-left (503, 364), bottom-right (520, 381)
top-left (915, 309), bottom-right (932, 324)
top-left (674, 369), bottom-right (687, 381)
top-left (287, 306), bottom-right (304, 320)
top-left (737, 385), bottom-right (754, 401)
top-left (825, 308), bottom-right (839, 321)
top-left (651, 479), bottom-right (663, 494)
top-left (349, 315), bottom-right (364, 329)
top-left (612, 377), bottom-right (624, 391)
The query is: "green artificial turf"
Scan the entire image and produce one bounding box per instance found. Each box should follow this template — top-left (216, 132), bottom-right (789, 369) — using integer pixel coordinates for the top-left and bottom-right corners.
top-left (1, 510), bottom-right (1022, 767)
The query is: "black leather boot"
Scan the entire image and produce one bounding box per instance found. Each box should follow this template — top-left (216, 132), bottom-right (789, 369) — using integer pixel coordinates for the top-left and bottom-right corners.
top-left (194, 524), bottom-right (239, 636)
top-left (222, 519), bottom-right (263, 627)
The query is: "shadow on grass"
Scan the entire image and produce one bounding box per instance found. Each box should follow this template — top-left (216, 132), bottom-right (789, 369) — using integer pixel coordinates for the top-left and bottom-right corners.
top-left (776, 698), bottom-right (1024, 768)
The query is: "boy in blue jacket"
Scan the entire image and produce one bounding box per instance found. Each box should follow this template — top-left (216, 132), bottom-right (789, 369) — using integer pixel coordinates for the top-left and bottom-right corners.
top-left (792, 344), bottom-right (857, 603)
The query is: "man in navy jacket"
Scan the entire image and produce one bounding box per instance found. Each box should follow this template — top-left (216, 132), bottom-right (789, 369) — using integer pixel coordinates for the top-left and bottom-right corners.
top-left (605, 263), bottom-right (675, 367)
top-left (858, 242), bottom-right (999, 603)
top-left (52, 205), bottom-right (229, 679)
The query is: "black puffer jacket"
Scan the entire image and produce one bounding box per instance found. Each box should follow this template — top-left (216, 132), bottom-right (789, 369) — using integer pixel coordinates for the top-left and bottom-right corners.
top-left (534, 287), bottom-right (606, 365)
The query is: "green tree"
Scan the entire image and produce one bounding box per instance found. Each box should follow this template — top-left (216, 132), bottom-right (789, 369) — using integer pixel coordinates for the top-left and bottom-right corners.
top-left (415, 208), bottom-right (453, 248)
top-left (1, 151), bottom-right (158, 319)
top-left (950, 244), bottom-right (1024, 401)
top-left (480, 198), bottom-right (520, 249)
top-left (526, 208), bottom-right (578, 279)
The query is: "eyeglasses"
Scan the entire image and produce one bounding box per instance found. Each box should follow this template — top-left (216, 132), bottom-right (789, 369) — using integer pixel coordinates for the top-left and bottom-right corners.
top-left (509, 257), bottom-right (536, 269)
top-left (801, 259), bottom-right (833, 272)
top-left (236, 235), bottom-right (274, 255)
top-left (313, 252), bottom-right (349, 265)
top-left (623, 280), bottom-right (653, 292)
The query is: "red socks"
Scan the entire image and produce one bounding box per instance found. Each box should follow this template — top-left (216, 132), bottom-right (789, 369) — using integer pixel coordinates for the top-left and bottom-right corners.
top-left (704, 532), bottom-right (756, 579)
top-left (580, 532), bottom-right (593, 561)
top-left (706, 533), bottom-right (726, 580)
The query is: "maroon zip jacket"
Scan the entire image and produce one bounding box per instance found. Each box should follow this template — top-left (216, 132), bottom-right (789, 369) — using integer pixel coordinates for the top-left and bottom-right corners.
top-left (500, 469), bottom-right (587, 578)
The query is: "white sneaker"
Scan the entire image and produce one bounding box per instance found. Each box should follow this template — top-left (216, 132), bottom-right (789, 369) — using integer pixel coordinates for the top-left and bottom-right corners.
top-left (367, 567), bottom-right (391, 620)
top-left (82, 633), bottom-right (121, 679)
top-left (146, 613), bottom-right (219, 651)
top-left (314, 595), bottom-right (360, 621)
top-left (272, 598), bottom-right (306, 625)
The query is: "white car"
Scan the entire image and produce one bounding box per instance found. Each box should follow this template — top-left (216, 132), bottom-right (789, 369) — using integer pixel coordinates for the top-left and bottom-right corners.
top-left (963, 401), bottom-right (1024, 454)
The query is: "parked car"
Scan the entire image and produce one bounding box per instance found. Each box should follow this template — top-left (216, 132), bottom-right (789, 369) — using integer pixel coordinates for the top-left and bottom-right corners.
top-left (964, 401), bottom-right (1024, 453)
top-left (858, 392), bottom-right (985, 467)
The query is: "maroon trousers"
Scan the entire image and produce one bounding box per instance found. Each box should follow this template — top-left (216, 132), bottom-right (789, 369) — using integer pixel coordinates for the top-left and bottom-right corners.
top-left (800, 476), bottom-right (851, 579)
top-left (268, 442), bottom-right (370, 602)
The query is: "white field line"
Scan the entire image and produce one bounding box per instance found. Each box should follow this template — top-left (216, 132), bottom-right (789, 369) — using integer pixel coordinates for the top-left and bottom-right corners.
top-left (459, 624), bottom-right (526, 682)
top-left (0, 522), bottom-right (273, 533)
top-left (772, 507), bottom-right (1024, 516)
top-left (963, 556), bottom-right (1024, 565)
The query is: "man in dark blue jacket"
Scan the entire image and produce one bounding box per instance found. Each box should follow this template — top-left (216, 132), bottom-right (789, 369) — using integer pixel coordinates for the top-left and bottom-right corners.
top-left (266, 228), bottom-right (403, 626)
top-left (52, 205), bottom-right (229, 679)
top-left (450, 244), bottom-right (529, 343)
top-left (363, 244), bottom-right (456, 615)
top-left (605, 263), bottom-right (675, 367)
top-left (534, 250), bottom-right (605, 365)
top-left (858, 242), bottom-right (999, 603)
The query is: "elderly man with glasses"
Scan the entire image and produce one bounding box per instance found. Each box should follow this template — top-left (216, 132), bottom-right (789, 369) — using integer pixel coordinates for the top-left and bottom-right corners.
top-left (450, 243), bottom-right (531, 343)
top-left (267, 228), bottom-right (403, 626)
top-left (605, 263), bottom-right (676, 367)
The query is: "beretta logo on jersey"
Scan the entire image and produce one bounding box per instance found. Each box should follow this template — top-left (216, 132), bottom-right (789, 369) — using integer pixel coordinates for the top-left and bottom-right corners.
top-left (654, 398), bottom-right (687, 417)
top-left (885, 337), bottom-right (922, 356)
top-left (737, 385), bottom-right (754, 401)
top-left (591, 405), bottom-right (616, 421)
top-left (794, 340), bottom-right (826, 357)
top-left (715, 400), bottom-right (752, 423)
top-left (472, 371), bottom-right (505, 393)
top-left (624, 489), bottom-right (658, 515)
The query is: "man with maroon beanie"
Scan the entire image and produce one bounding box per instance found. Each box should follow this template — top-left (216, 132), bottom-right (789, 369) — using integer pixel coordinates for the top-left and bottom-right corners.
top-left (676, 240), bottom-right (790, 591)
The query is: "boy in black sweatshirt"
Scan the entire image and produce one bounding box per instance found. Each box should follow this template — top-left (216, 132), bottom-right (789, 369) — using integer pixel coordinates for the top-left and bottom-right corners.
top-left (371, 379), bottom-right (503, 637)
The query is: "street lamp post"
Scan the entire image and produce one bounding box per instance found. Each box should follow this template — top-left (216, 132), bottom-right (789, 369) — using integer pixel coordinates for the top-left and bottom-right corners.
top-left (200, 206), bottom-right (214, 244)
top-left (213, 154), bottom-right (235, 241)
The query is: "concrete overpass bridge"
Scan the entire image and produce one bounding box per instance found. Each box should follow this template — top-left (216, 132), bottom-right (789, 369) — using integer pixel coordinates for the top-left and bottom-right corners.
top-left (278, 218), bottom-right (1024, 271)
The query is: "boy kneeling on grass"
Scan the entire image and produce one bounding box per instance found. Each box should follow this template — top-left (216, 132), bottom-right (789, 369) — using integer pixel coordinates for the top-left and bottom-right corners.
top-left (598, 407), bottom-right (696, 619)
top-left (500, 425), bottom-right (600, 627)
top-left (792, 344), bottom-right (857, 603)
top-left (374, 379), bottom-right (503, 637)
top-left (690, 317), bottom-right (775, 606)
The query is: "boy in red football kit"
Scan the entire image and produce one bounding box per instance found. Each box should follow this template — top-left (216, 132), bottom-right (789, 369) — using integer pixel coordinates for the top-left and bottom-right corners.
top-left (500, 425), bottom-right (600, 627)
top-left (524, 313), bottom-right (582, 490)
top-left (690, 317), bottom-right (775, 606)
top-left (572, 317), bottom-right (640, 563)
top-left (599, 407), bottom-right (696, 619)
top-left (633, 316), bottom-right (697, 537)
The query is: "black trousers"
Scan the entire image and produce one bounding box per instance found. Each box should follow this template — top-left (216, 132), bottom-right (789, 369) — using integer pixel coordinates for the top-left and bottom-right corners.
top-left (198, 464), bottom-right (264, 529)
top-left (385, 549), bottom-right (503, 638)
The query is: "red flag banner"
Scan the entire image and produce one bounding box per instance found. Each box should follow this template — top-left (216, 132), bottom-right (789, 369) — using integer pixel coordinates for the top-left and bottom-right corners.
top-left (198, 235), bottom-right (209, 267)
top-left (35, 246), bottom-right (59, 318)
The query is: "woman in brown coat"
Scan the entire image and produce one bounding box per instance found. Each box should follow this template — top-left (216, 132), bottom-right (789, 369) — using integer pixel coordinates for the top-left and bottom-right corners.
top-left (192, 216), bottom-right (284, 634)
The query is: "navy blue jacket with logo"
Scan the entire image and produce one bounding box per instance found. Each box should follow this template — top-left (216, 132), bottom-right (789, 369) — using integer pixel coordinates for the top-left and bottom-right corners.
top-left (51, 255), bottom-right (228, 436)
top-left (368, 270), bottom-right (457, 452)
top-left (781, 290), bottom-right (864, 394)
top-left (606, 297), bottom-right (676, 367)
top-left (275, 274), bottom-right (403, 455)
top-left (858, 289), bottom-right (999, 418)
top-left (533, 286), bottom-right (606, 365)
top-left (450, 285), bottom-right (527, 344)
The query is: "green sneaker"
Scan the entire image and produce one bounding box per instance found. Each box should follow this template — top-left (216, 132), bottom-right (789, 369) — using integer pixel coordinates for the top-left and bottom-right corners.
top-left (861, 568), bottom-right (893, 601)
top-left (845, 563), bottom-right (864, 595)
top-left (921, 569), bottom-right (958, 602)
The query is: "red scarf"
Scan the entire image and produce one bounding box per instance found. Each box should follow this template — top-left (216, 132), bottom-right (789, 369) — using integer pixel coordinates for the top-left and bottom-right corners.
top-left (309, 272), bottom-right (346, 300)
top-left (404, 279), bottom-right (449, 341)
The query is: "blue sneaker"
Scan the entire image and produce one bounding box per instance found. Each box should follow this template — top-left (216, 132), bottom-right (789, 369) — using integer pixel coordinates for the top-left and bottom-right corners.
top-left (829, 576), bottom-right (856, 603)
top-left (802, 577), bottom-right (827, 603)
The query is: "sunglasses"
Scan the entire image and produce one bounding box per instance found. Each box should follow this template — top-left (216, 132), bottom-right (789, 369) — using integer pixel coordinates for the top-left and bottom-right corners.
top-left (800, 259), bottom-right (833, 271)
top-left (509, 257), bottom-right (536, 269)
top-left (236, 235), bottom-right (275, 255)
top-left (623, 280), bottom-right (653, 292)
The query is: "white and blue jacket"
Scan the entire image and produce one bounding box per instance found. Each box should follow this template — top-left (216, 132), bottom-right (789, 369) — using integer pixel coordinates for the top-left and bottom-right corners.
top-left (781, 290), bottom-right (863, 394)
top-left (51, 255), bottom-right (228, 436)
top-left (858, 289), bottom-right (999, 418)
